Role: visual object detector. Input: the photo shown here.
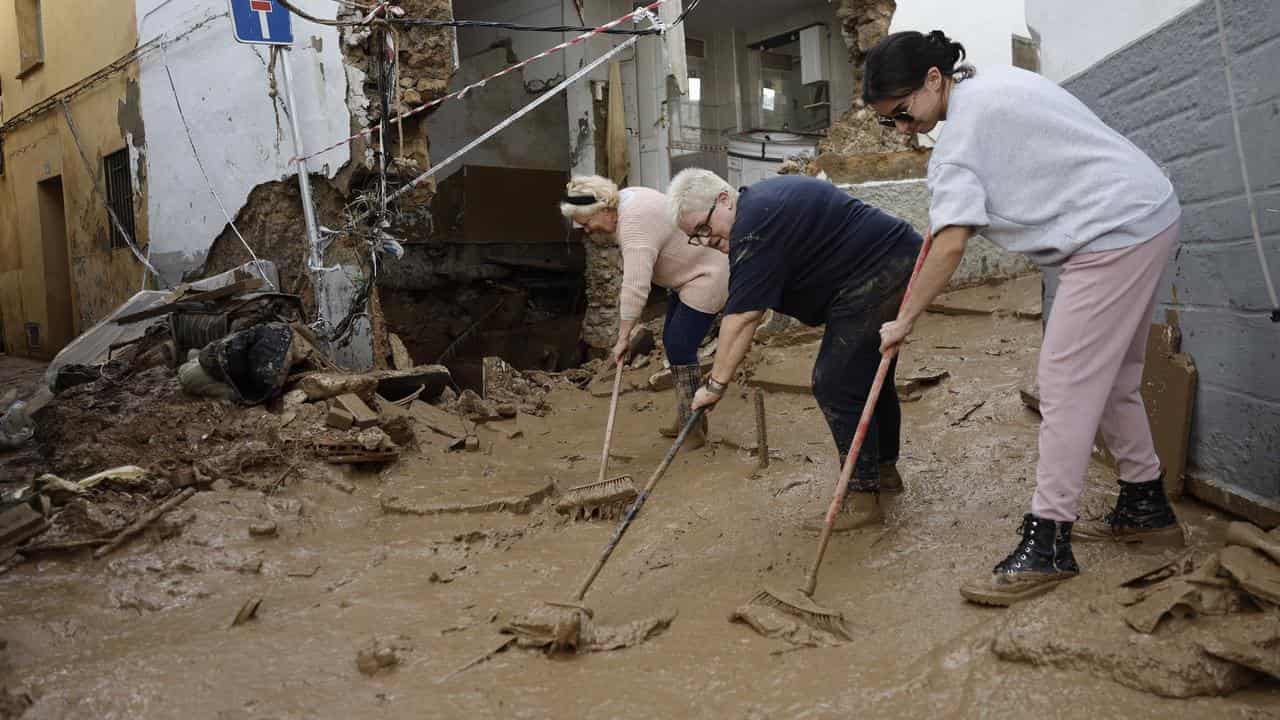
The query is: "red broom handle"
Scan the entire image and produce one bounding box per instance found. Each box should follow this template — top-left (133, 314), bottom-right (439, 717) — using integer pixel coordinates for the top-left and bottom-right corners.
top-left (803, 231), bottom-right (934, 597)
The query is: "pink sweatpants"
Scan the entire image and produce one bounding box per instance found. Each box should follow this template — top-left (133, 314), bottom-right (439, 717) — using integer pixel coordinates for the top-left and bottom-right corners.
top-left (1031, 220), bottom-right (1180, 522)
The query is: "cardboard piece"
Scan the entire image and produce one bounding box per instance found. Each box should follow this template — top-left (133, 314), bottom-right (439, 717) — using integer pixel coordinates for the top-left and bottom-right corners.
top-left (1092, 324), bottom-right (1196, 498)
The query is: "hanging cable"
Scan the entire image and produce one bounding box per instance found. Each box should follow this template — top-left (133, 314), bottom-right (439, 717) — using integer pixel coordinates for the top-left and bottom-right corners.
top-left (160, 37), bottom-right (277, 290)
top-left (59, 101), bottom-right (168, 287)
top-left (293, 0), bottom-right (674, 164)
top-left (1213, 0), bottom-right (1279, 322)
top-left (272, 0), bottom-right (705, 35)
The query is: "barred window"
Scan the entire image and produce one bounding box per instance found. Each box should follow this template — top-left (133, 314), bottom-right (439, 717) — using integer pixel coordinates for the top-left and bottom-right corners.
top-left (103, 149), bottom-right (135, 250)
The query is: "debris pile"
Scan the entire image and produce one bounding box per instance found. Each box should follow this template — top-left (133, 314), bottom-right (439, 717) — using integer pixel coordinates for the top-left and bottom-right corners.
top-left (994, 520), bottom-right (1280, 698)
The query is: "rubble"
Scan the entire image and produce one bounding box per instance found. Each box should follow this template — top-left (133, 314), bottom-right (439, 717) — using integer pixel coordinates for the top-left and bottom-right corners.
top-left (997, 522), bottom-right (1280, 696)
top-left (356, 635), bottom-right (415, 676)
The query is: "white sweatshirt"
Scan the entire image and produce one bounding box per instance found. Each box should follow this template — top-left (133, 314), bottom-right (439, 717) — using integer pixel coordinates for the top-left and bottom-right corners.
top-left (928, 65), bottom-right (1181, 266)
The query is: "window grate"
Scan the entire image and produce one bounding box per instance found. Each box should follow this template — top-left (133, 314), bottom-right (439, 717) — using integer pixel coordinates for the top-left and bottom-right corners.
top-left (102, 149), bottom-right (136, 250)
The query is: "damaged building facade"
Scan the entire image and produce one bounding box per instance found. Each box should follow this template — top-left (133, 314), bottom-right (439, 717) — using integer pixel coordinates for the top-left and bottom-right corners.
top-left (4, 0), bottom-right (1029, 375)
top-left (0, 0), bottom-right (450, 368)
top-left (0, 2), bottom-right (150, 359)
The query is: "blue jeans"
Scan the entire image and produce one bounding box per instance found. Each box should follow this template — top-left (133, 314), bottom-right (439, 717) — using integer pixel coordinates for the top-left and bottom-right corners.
top-left (663, 293), bottom-right (716, 366)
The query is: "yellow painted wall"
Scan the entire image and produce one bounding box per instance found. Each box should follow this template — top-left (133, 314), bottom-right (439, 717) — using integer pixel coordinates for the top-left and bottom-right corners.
top-left (0, 1), bottom-right (145, 359)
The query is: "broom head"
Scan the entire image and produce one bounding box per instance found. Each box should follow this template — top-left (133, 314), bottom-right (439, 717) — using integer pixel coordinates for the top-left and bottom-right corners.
top-left (749, 586), bottom-right (851, 641)
top-left (554, 474), bottom-right (637, 521)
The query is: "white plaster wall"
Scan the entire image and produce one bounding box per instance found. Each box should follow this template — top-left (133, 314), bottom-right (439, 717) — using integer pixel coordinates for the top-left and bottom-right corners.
top-left (890, 0), bottom-right (1029, 75)
top-left (740, 4), bottom-right (855, 131)
top-left (1025, 0), bottom-right (1203, 82)
top-left (425, 46), bottom-right (570, 183)
top-left (136, 0), bottom-right (352, 284)
top-left (455, 0), bottom-right (565, 83)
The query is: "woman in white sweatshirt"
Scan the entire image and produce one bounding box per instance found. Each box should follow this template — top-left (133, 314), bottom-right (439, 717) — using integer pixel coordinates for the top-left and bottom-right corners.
top-left (862, 30), bottom-right (1184, 607)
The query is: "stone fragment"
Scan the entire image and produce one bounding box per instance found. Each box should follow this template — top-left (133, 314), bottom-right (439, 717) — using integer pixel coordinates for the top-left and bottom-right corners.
top-left (356, 635), bottom-right (414, 676)
top-left (248, 521), bottom-right (278, 538)
top-left (326, 407), bottom-right (355, 430)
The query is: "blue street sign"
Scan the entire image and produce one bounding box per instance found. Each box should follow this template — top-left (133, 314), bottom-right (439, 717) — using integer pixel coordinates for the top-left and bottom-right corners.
top-left (229, 0), bottom-right (294, 46)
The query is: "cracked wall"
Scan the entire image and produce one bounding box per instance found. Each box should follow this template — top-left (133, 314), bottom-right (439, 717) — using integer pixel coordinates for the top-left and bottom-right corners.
top-left (818, 0), bottom-right (916, 162)
top-left (136, 0), bottom-right (354, 286)
top-left (0, 1), bottom-right (146, 357)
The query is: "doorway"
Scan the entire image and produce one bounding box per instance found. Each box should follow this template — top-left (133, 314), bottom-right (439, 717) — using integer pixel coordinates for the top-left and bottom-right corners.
top-left (37, 175), bottom-right (73, 356)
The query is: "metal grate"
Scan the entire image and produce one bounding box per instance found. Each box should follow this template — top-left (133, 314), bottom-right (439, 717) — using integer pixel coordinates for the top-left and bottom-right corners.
top-left (103, 148), bottom-right (135, 250)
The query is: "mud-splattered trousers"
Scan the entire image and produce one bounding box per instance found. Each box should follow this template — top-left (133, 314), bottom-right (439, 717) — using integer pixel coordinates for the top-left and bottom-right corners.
top-left (810, 254), bottom-right (915, 492)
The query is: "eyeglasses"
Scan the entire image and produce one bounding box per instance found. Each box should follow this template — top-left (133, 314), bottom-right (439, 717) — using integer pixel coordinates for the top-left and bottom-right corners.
top-left (686, 200), bottom-right (718, 246)
top-left (876, 89), bottom-right (919, 128)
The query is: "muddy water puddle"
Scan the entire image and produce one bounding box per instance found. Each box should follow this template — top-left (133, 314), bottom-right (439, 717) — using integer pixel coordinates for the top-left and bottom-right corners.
top-left (1, 311), bottom-right (1278, 718)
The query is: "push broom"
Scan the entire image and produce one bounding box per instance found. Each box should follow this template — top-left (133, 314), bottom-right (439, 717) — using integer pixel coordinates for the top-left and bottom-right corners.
top-left (528, 406), bottom-right (707, 652)
top-left (554, 359), bottom-right (638, 520)
top-left (746, 231), bottom-right (933, 640)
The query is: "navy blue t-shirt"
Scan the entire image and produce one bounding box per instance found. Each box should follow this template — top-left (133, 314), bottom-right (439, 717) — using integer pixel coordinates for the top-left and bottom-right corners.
top-left (724, 176), bottom-right (922, 326)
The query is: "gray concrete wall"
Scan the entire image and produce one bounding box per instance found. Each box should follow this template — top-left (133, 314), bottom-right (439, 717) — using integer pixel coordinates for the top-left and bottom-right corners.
top-left (841, 179), bottom-right (1038, 289)
top-left (1036, 0), bottom-right (1280, 507)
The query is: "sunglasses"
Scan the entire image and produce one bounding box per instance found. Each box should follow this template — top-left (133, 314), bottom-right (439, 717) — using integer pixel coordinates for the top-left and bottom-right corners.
top-left (686, 200), bottom-right (718, 246)
top-left (876, 89), bottom-right (920, 128)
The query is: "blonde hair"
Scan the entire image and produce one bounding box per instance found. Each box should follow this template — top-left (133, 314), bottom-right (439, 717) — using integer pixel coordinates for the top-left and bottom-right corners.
top-left (559, 175), bottom-right (620, 221)
top-left (667, 168), bottom-right (737, 227)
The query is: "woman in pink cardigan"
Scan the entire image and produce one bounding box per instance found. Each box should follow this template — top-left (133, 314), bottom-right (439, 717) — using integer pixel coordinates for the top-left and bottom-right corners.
top-left (561, 175), bottom-right (729, 449)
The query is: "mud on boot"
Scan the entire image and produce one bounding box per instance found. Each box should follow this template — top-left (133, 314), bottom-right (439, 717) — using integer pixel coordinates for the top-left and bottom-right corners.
top-left (1074, 474), bottom-right (1184, 546)
top-left (660, 363), bottom-right (707, 451)
top-left (802, 491), bottom-right (882, 533)
top-left (960, 514), bottom-right (1079, 607)
top-left (878, 463), bottom-right (903, 494)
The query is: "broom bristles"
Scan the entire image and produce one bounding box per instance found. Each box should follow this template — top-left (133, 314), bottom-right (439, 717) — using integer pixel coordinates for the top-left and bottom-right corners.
top-left (749, 588), bottom-right (852, 641)
top-left (555, 475), bottom-right (637, 521)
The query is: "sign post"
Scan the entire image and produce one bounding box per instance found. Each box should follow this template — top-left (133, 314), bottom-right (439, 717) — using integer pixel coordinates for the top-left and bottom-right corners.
top-left (228, 0), bottom-right (330, 339)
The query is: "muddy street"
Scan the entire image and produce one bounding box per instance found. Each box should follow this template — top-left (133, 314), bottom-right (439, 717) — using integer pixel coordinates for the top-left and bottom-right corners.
top-left (0, 286), bottom-right (1275, 719)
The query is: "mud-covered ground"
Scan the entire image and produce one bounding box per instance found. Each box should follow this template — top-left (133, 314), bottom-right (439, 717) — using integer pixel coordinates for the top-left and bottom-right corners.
top-left (0, 281), bottom-right (1277, 719)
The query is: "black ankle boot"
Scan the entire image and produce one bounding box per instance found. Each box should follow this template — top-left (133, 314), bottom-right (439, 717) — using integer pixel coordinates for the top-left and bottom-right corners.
top-left (1075, 474), bottom-right (1184, 546)
top-left (960, 513), bottom-right (1079, 607)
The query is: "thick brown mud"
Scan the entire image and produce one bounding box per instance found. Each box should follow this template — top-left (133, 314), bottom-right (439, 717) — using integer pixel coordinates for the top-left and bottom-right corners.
top-left (1, 304), bottom-right (1278, 719)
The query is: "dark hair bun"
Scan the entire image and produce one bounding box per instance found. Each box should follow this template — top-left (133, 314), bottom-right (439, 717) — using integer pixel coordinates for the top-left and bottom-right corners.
top-left (927, 30), bottom-right (966, 66)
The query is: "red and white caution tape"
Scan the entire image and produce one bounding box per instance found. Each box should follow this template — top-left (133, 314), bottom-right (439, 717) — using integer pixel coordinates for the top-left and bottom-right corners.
top-left (378, 34), bottom-right (639, 212)
top-left (291, 0), bottom-right (668, 164)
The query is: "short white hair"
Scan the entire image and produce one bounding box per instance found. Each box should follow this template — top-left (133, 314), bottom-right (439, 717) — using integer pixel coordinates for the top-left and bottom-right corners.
top-left (667, 168), bottom-right (737, 227)
top-left (559, 175), bottom-right (619, 222)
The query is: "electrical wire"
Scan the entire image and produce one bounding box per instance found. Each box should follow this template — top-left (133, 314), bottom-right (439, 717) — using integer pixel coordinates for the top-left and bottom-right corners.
top-left (0, 12), bottom-right (226, 136)
top-left (1212, 0), bottom-right (1279, 321)
top-left (159, 37), bottom-right (277, 291)
top-left (273, 0), bottom-right (704, 35)
top-left (59, 101), bottom-right (167, 286)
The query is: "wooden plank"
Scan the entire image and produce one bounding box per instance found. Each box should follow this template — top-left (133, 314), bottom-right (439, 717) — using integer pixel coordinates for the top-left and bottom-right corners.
top-left (335, 393), bottom-right (380, 429)
top-left (0, 505), bottom-right (45, 548)
top-left (114, 278), bottom-right (265, 325)
top-left (389, 334), bottom-right (414, 371)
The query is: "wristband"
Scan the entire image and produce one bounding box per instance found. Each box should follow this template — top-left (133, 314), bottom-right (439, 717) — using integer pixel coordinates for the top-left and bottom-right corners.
top-left (704, 377), bottom-right (728, 395)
